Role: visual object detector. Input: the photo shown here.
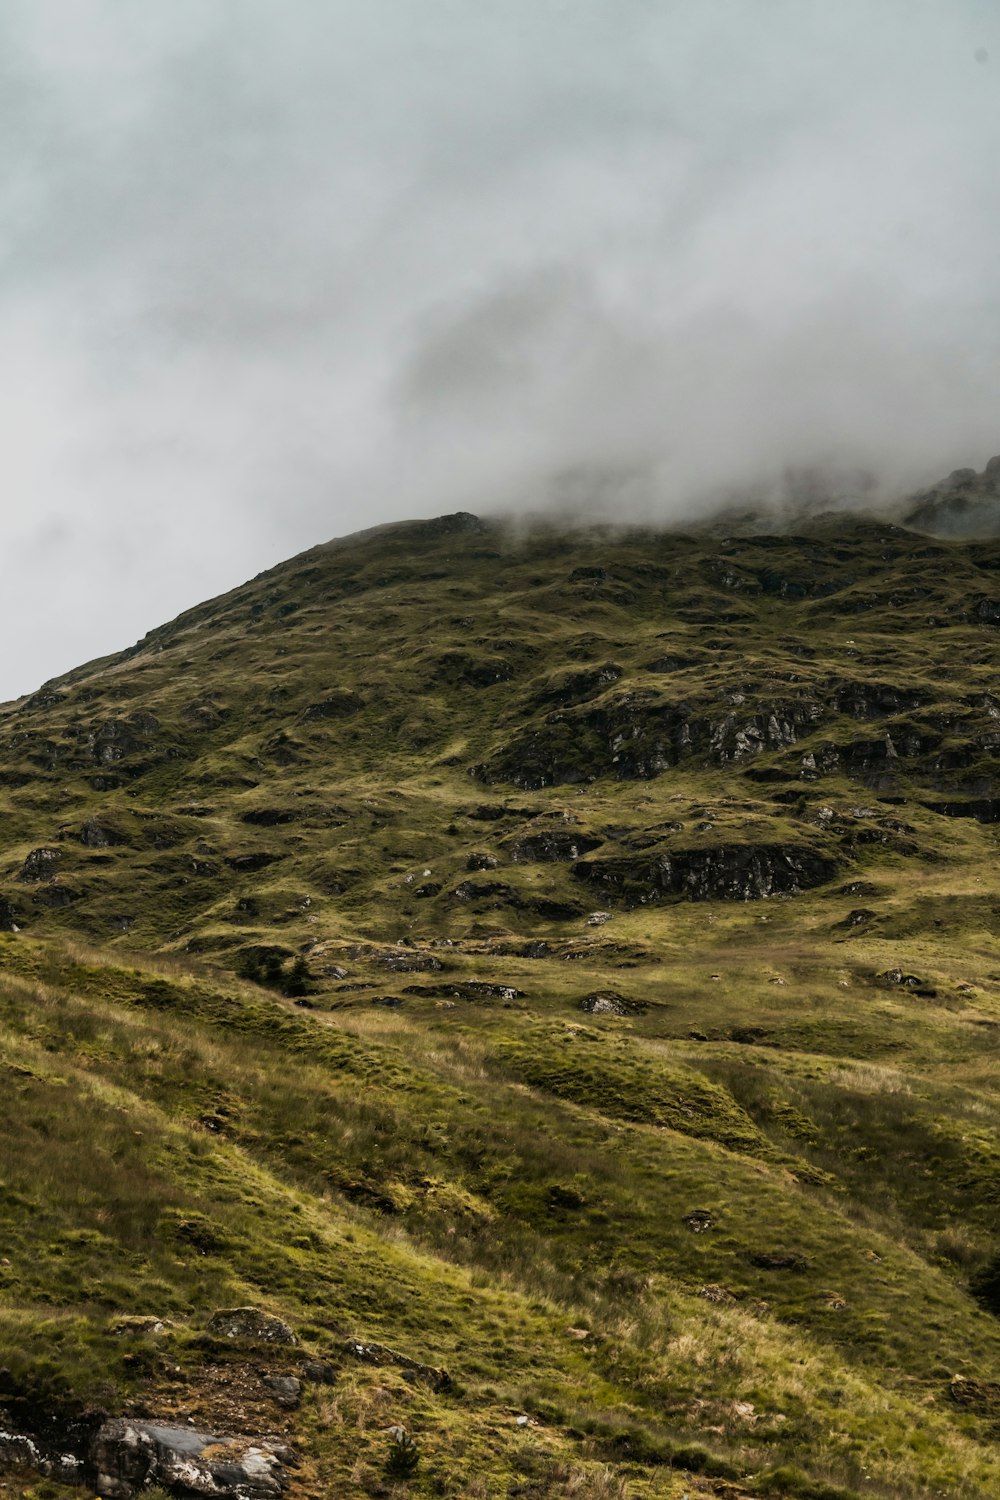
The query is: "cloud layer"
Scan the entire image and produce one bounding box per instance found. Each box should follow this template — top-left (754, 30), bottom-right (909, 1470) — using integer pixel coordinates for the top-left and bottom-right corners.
top-left (2, 2), bottom-right (1000, 694)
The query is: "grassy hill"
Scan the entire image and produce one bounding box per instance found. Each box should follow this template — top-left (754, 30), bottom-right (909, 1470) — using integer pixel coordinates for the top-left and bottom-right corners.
top-left (2, 509), bottom-right (1000, 1497)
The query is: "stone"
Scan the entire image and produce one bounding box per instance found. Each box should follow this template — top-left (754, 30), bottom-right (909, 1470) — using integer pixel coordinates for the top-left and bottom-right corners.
top-left (465, 851), bottom-right (500, 871)
top-left (262, 1374), bottom-right (301, 1409)
top-left (90, 1420), bottom-right (292, 1499)
top-left (205, 1307), bottom-right (296, 1345)
top-left (18, 847), bottom-right (62, 883)
top-left (342, 1338), bottom-right (450, 1392)
top-left (579, 990), bottom-right (646, 1017)
top-left (683, 1209), bottom-right (714, 1234)
top-left (747, 1251), bottom-right (809, 1272)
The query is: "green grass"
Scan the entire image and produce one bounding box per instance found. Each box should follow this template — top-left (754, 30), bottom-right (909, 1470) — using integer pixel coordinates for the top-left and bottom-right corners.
top-left (1, 512), bottom-right (1000, 1495)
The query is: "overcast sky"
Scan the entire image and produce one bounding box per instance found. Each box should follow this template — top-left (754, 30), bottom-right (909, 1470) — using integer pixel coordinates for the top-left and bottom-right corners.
top-left (2, 1), bottom-right (1000, 699)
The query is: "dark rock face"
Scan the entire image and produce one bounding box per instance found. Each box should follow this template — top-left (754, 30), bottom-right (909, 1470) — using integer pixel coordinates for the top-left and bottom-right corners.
top-left (261, 1374), bottom-right (301, 1409)
top-left (531, 662), bottom-right (623, 709)
top-left (450, 880), bottom-right (583, 921)
top-left (903, 458), bottom-right (1000, 537)
top-left (91, 1420), bottom-right (293, 1499)
top-left (506, 829), bottom-right (602, 862)
top-left (403, 980), bottom-right (524, 1003)
top-left (875, 968), bottom-right (937, 997)
top-left (922, 798), bottom-right (1000, 822)
top-left (224, 852), bottom-right (285, 873)
top-left (573, 844), bottom-right (837, 905)
top-left (18, 847), bottom-right (62, 882)
top-left (374, 950), bottom-right (443, 974)
top-left (241, 807), bottom-right (298, 826)
top-left (205, 1306), bottom-right (296, 1344)
top-left (477, 691), bottom-right (822, 789)
top-left (301, 691), bottom-right (364, 721)
top-left (748, 1251), bottom-right (809, 1272)
top-left (466, 851), bottom-right (500, 870)
top-left (0, 895), bottom-right (22, 930)
top-left (75, 818), bottom-right (128, 848)
top-left (88, 713), bottom-right (160, 766)
top-left (31, 883), bottom-right (81, 909)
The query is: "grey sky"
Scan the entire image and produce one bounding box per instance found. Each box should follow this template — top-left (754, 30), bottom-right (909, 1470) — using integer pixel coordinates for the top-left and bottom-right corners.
top-left (2, 1), bottom-right (1000, 698)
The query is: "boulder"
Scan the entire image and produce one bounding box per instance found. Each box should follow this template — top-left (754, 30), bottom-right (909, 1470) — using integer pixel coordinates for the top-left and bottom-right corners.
top-left (205, 1307), bottom-right (296, 1345)
top-left (579, 990), bottom-right (645, 1016)
top-left (90, 1420), bottom-right (293, 1499)
top-left (261, 1374), bottom-right (301, 1409)
top-left (18, 847), bottom-right (62, 883)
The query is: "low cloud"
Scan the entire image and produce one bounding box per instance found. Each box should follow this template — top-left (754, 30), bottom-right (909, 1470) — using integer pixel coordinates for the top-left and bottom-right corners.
top-left (2, 2), bottom-right (1000, 693)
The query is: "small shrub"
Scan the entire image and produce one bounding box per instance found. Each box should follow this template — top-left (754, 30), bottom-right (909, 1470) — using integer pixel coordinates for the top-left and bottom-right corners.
top-left (385, 1426), bottom-right (420, 1480)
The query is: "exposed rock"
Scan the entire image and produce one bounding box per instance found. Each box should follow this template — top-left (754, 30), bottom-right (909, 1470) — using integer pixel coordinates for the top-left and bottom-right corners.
top-left (573, 843), bottom-right (837, 904)
top-left (949, 1376), bottom-right (1000, 1413)
top-left (374, 950), bottom-right (443, 973)
top-left (506, 829), bottom-right (601, 862)
top-left (747, 1251), bottom-right (809, 1272)
top-left (301, 691), bottom-right (364, 721)
top-left (466, 851), bottom-right (500, 870)
top-left (301, 1359), bottom-right (337, 1384)
top-left (838, 908), bottom-right (877, 929)
top-left (0, 895), bottom-right (23, 931)
top-left (261, 1374), bottom-right (301, 1409)
top-left (72, 817), bottom-right (128, 848)
top-left (903, 458), bottom-right (1000, 538)
top-left (18, 847), bottom-right (62, 883)
top-left (32, 882), bottom-right (81, 909)
top-left (342, 1338), bottom-right (451, 1391)
top-left (579, 990), bottom-right (646, 1016)
top-left (404, 980), bottom-right (525, 1003)
top-left (683, 1209), bottom-right (714, 1234)
top-left (585, 910), bottom-right (612, 926)
top-left (241, 807), bottom-right (298, 826)
top-left (531, 662), bottom-right (623, 709)
top-left (875, 967), bottom-right (937, 996)
top-left (225, 852), bottom-right (285, 872)
top-left (205, 1307), bottom-right (296, 1345)
top-left (922, 798), bottom-right (1000, 822)
top-left (90, 1419), bottom-right (293, 1499)
top-left (89, 713), bottom-right (160, 766)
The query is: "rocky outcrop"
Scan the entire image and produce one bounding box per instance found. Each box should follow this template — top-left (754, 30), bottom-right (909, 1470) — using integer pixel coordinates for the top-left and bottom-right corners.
top-left (0, 1419), bottom-right (295, 1500)
top-left (342, 1337), bottom-right (451, 1392)
top-left (506, 829), bottom-right (601, 862)
top-left (579, 990), bottom-right (646, 1016)
top-left (90, 1420), bottom-right (294, 1499)
top-left (204, 1306), bottom-right (296, 1345)
top-left (88, 712), bottom-right (160, 766)
top-left (903, 458), bottom-right (1000, 537)
top-left (573, 844), bottom-right (837, 904)
top-left (18, 847), bottom-right (62, 882)
top-left (301, 691), bottom-right (364, 721)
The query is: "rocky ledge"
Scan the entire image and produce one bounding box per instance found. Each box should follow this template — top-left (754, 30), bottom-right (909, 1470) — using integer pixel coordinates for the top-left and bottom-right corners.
top-left (0, 1418), bottom-right (296, 1499)
top-left (572, 842), bottom-right (838, 904)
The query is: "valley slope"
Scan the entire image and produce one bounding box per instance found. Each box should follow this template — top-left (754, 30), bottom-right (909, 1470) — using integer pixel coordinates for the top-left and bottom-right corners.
top-left (2, 508), bottom-right (1000, 1499)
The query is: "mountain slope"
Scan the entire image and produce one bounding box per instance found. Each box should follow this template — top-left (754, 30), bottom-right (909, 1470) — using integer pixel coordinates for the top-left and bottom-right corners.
top-left (2, 509), bottom-right (1000, 1497)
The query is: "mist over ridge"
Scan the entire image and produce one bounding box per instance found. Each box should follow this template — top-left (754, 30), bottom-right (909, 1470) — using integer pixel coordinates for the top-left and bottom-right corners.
top-left (2, 1), bottom-right (1000, 695)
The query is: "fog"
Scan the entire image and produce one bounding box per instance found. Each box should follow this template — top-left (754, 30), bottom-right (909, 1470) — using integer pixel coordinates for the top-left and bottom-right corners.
top-left (2, 1), bottom-right (1000, 697)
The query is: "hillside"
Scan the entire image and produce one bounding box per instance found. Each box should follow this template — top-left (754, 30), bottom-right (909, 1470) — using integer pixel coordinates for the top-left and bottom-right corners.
top-left (2, 505), bottom-right (1000, 1498)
